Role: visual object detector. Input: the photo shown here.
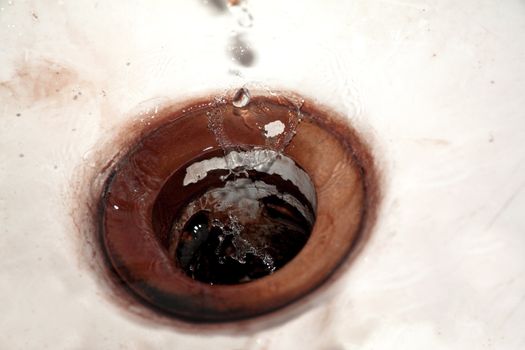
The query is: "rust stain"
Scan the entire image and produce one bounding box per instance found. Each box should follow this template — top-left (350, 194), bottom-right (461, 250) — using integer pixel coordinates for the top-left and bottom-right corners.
top-left (0, 58), bottom-right (80, 103)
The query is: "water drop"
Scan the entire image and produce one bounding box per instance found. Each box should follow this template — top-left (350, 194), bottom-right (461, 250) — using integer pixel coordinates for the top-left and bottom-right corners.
top-left (232, 87), bottom-right (251, 108)
top-left (236, 8), bottom-right (253, 28)
top-left (228, 34), bottom-right (256, 66)
top-left (227, 0), bottom-right (253, 27)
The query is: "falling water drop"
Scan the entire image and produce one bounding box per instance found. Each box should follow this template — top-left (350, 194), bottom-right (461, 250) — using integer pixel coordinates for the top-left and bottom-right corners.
top-left (235, 7), bottom-right (253, 28)
top-left (228, 0), bottom-right (253, 28)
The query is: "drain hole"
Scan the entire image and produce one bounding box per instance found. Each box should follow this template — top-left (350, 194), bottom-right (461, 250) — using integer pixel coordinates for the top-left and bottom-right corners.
top-left (168, 157), bottom-right (315, 285)
top-left (96, 90), bottom-right (378, 322)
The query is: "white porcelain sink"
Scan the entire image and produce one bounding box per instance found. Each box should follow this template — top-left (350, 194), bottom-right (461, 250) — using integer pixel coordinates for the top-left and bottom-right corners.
top-left (1, 0), bottom-right (525, 348)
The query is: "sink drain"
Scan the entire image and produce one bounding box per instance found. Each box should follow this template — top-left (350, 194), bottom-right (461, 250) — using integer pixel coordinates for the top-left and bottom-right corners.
top-left (97, 90), bottom-right (379, 322)
top-left (167, 149), bottom-right (315, 285)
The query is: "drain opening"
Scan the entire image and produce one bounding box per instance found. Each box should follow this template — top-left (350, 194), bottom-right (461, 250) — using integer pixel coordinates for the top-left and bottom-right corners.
top-left (97, 90), bottom-right (378, 322)
top-left (166, 149), bottom-right (316, 285)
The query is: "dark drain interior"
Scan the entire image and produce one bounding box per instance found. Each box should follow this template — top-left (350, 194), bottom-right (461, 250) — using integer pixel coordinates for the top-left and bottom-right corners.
top-left (97, 90), bottom-right (379, 322)
top-left (172, 184), bottom-right (312, 284)
top-left (159, 149), bottom-right (316, 285)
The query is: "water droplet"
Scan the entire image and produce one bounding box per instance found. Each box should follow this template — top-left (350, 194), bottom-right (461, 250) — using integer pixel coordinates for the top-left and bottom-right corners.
top-left (237, 8), bottom-right (253, 28)
top-left (229, 4), bottom-right (253, 28)
top-left (232, 87), bottom-right (250, 108)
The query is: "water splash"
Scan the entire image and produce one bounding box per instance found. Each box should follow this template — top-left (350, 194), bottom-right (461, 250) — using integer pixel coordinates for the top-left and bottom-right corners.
top-left (206, 94), bottom-right (230, 151)
top-left (206, 87), bottom-right (305, 177)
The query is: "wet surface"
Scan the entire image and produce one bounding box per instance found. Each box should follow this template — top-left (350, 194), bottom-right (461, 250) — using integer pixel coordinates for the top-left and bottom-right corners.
top-left (3, 0), bottom-right (525, 347)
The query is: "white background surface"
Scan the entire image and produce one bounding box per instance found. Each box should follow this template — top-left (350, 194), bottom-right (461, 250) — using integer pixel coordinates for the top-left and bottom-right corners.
top-left (1, 0), bottom-right (525, 349)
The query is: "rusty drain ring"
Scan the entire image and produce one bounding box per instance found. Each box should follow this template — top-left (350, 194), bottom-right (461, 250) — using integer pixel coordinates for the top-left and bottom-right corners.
top-left (98, 92), bottom-right (379, 322)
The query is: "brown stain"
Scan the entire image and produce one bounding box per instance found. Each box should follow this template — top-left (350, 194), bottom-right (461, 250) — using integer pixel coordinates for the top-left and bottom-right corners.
top-left (69, 89), bottom-right (383, 334)
top-left (0, 58), bottom-right (81, 103)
